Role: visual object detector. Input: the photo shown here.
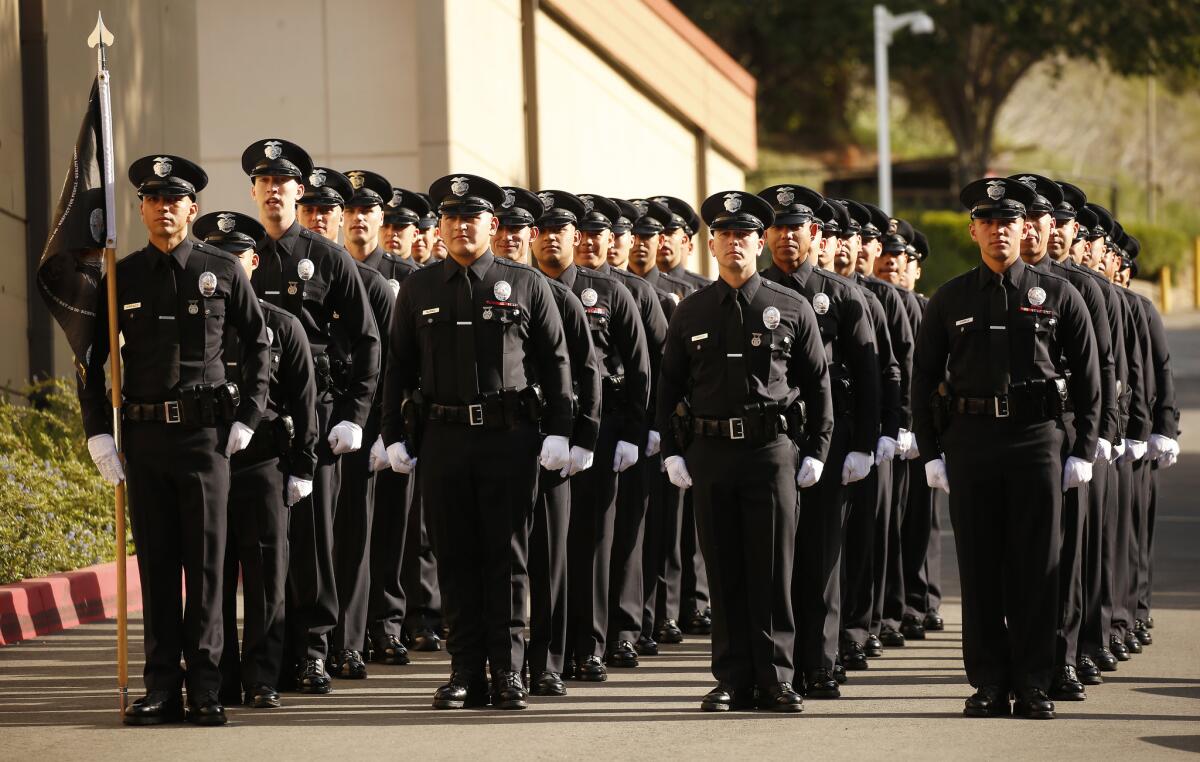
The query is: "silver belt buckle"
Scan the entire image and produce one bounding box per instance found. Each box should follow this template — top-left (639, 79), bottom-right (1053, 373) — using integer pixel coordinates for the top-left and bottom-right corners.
top-left (164, 400), bottom-right (181, 424)
top-left (994, 396), bottom-right (1010, 418)
top-left (468, 404), bottom-right (484, 426)
top-left (729, 417), bottom-right (745, 440)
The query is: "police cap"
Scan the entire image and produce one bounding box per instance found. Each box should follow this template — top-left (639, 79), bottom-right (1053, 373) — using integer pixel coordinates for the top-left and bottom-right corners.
top-left (535, 189), bottom-right (586, 229)
top-left (343, 170), bottom-right (392, 209)
top-left (756, 184), bottom-right (823, 226)
top-left (651, 195), bottom-right (699, 235)
top-left (241, 138), bottom-right (313, 180)
top-left (299, 167), bottom-right (354, 208)
top-left (629, 198), bottom-right (674, 236)
top-left (1055, 181), bottom-right (1087, 221)
top-left (577, 194), bottom-right (622, 232)
top-left (611, 198), bottom-right (640, 235)
top-left (1009, 173), bottom-right (1064, 215)
top-left (128, 154), bottom-right (208, 198)
top-left (383, 188), bottom-right (432, 226)
top-left (497, 186), bottom-right (543, 228)
top-left (959, 177), bottom-right (1038, 220)
top-left (701, 191), bottom-right (774, 232)
top-left (429, 174), bottom-right (507, 217)
top-left (193, 211), bottom-right (265, 253)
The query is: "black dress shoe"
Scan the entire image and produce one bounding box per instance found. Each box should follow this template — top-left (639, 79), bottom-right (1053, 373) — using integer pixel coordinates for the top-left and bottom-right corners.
top-left (531, 671), bottom-right (566, 696)
top-left (373, 634), bottom-right (411, 665)
top-left (578, 655), bottom-right (608, 682)
top-left (923, 610), bottom-right (945, 631)
top-left (563, 657), bottom-right (578, 680)
top-left (758, 682), bottom-right (803, 712)
top-left (832, 663), bottom-right (848, 684)
top-left (411, 628), bottom-right (443, 652)
top-left (1094, 648), bottom-right (1118, 671)
top-left (1110, 636), bottom-right (1130, 661)
top-left (900, 615), bottom-right (926, 641)
top-left (1146, 616), bottom-right (1155, 629)
top-left (491, 670), bottom-right (529, 710)
top-left (1013, 687), bottom-right (1056, 719)
top-left (432, 672), bottom-right (489, 709)
top-left (700, 683), bottom-right (753, 712)
top-left (685, 609), bottom-right (713, 635)
top-left (635, 634), bottom-right (659, 656)
top-left (963, 685), bottom-right (1010, 718)
top-left (803, 669), bottom-right (840, 699)
top-left (865, 634), bottom-right (883, 657)
top-left (841, 642), bottom-right (869, 670)
top-left (1123, 632), bottom-right (1142, 655)
top-left (297, 658), bottom-right (333, 694)
top-left (123, 690), bottom-right (184, 726)
top-left (655, 619), bottom-right (684, 644)
top-left (331, 649), bottom-right (368, 679)
top-left (249, 684), bottom-right (281, 709)
top-left (1134, 620), bottom-right (1152, 646)
top-left (1049, 666), bottom-right (1086, 701)
top-left (186, 691), bottom-right (228, 726)
top-left (879, 625), bottom-right (906, 647)
top-left (606, 640), bottom-right (639, 668)
top-left (1075, 656), bottom-right (1103, 686)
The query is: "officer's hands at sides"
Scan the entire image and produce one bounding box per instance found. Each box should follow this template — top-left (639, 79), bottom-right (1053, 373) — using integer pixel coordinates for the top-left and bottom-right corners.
top-left (286, 476), bottom-right (313, 507)
top-left (925, 457), bottom-right (950, 494)
top-left (538, 435), bottom-right (571, 472)
top-left (1124, 438), bottom-right (1148, 463)
top-left (1095, 437), bottom-right (1113, 464)
top-left (613, 440), bottom-right (639, 473)
top-left (561, 445), bottom-right (594, 478)
top-left (87, 434), bottom-right (125, 486)
top-left (796, 457), bottom-right (823, 489)
top-left (1113, 438), bottom-right (1127, 461)
top-left (895, 429), bottom-right (913, 459)
top-left (328, 420), bottom-right (363, 455)
top-left (224, 421), bottom-right (256, 458)
top-left (1149, 434), bottom-right (1180, 468)
top-left (900, 430), bottom-right (920, 460)
top-left (646, 430), bottom-right (662, 458)
top-left (841, 451), bottom-right (873, 485)
top-left (875, 436), bottom-right (898, 465)
top-left (664, 455), bottom-right (693, 489)
top-left (387, 441), bottom-right (417, 474)
top-left (1062, 456), bottom-right (1093, 491)
top-left (368, 436), bottom-right (391, 472)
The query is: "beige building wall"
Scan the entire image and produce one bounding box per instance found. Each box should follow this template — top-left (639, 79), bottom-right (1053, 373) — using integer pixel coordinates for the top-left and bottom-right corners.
top-left (0, 0), bottom-right (28, 388)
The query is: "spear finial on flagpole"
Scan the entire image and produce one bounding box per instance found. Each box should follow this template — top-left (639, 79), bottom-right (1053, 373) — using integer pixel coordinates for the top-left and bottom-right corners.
top-left (88, 12), bottom-right (114, 71)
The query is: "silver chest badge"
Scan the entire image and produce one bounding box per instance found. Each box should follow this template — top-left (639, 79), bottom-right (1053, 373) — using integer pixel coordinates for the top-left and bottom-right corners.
top-left (581, 288), bottom-right (599, 308)
top-left (297, 258), bottom-right (315, 281)
top-left (762, 305), bottom-right (781, 330)
top-left (388, 278), bottom-right (401, 297)
top-left (263, 141), bottom-right (283, 160)
top-left (216, 213), bottom-right (236, 233)
top-left (1028, 286), bottom-right (1047, 306)
top-left (812, 292), bottom-right (830, 315)
top-left (152, 156), bottom-right (173, 177)
top-left (723, 193), bottom-right (742, 213)
top-left (494, 280), bottom-right (512, 301)
top-left (198, 271), bottom-right (218, 298)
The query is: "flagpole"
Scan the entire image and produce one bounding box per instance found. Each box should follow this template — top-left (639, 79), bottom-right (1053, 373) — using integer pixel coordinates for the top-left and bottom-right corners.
top-left (89, 12), bottom-right (126, 715)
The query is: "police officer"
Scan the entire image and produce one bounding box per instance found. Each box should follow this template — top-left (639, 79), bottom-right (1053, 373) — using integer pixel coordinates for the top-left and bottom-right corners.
top-left (659, 190), bottom-right (832, 712)
top-left (410, 194), bottom-right (440, 266)
top-left (297, 166), bottom-right (354, 242)
top-left (382, 173), bottom-right (574, 710)
top-left (381, 187), bottom-right (432, 266)
top-left (913, 177), bottom-right (1100, 720)
top-left (81, 156), bottom-right (270, 726)
top-left (758, 184), bottom-right (879, 698)
top-left (607, 198), bottom-right (638, 270)
top-left (496, 185), bottom-right (602, 696)
top-left (530, 189), bottom-right (650, 681)
top-left (242, 138), bottom-right (381, 694)
top-left (196, 211), bottom-right (318, 711)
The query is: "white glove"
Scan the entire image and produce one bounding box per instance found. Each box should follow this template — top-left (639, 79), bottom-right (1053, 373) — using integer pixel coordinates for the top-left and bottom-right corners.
top-left (903, 432), bottom-right (920, 460)
top-left (1095, 437), bottom-right (1113, 464)
top-left (1113, 439), bottom-right (1127, 461)
top-left (286, 476), bottom-right (313, 506)
top-left (1062, 455), bottom-right (1094, 491)
top-left (387, 441), bottom-right (417, 474)
top-left (1147, 433), bottom-right (1173, 460)
top-left (796, 457), bottom-right (824, 489)
top-left (875, 436), bottom-right (897, 465)
top-left (1159, 440), bottom-right (1179, 468)
top-left (664, 455), bottom-right (693, 489)
top-left (646, 430), bottom-right (662, 457)
top-left (613, 440), bottom-right (639, 472)
top-left (87, 433), bottom-right (125, 485)
top-left (368, 436), bottom-right (390, 472)
top-left (328, 420), bottom-right (363, 455)
top-left (538, 435), bottom-right (571, 472)
top-left (925, 457), bottom-right (950, 494)
top-left (841, 451), bottom-right (873, 485)
top-left (562, 445), bottom-right (594, 477)
top-left (224, 421), bottom-right (255, 458)
top-left (896, 429), bottom-right (913, 459)
top-left (1126, 439), bottom-right (1148, 462)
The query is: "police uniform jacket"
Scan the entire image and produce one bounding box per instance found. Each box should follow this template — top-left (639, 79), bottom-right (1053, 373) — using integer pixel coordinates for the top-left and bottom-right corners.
top-left (543, 275), bottom-right (603, 450)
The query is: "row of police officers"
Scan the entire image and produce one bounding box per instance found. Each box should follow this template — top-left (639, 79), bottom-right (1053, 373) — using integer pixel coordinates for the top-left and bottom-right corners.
top-left (78, 140), bottom-right (1177, 724)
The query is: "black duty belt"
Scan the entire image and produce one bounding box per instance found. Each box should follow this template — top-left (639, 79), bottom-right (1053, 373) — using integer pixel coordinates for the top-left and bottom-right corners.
top-left (950, 379), bottom-right (1069, 421)
top-left (123, 383), bottom-right (240, 426)
top-left (427, 387), bottom-right (542, 430)
top-left (601, 374), bottom-right (626, 414)
top-left (692, 412), bottom-right (785, 443)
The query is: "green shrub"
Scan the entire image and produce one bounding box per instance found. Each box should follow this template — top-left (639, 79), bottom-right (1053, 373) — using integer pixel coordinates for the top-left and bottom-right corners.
top-left (0, 379), bottom-right (130, 585)
top-left (1122, 223), bottom-right (1191, 283)
top-left (906, 209), bottom-right (979, 295)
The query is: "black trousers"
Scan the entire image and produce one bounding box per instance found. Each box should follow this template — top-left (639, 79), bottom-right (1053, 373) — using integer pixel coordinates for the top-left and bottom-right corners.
top-left (125, 422), bottom-right (229, 695)
top-left (421, 420), bottom-right (539, 675)
top-left (332, 438), bottom-right (375, 653)
top-left (1055, 480), bottom-right (1089, 668)
top-left (284, 398), bottom-right (340, 664)
top-left (567, 421), bottom-right (620, 660)
top-left (901, 458), bottom-right (936, 620)
top-left (842, 459), bottom-right (891, 646)
top-left (647, 478), bottom-right (685, 629)
top-left (688, 434), bottom-right (798, 689)
top-left (528, 469), bottom-right (570, 675)
top-left (1079, 458), bottom-right (1112, 659)
top-left (1108, 457), bottom-right (1135, 641)
top-left (793, 419), bottom-right (851, 673)
top-left (1134, 462), bottom-right (1156, 622)
top-left (680, 490), bottom-right (711, 618)
top-left (609, 450), bottom-right (652, 645)
top-left (400, 473), bottom-right (442, 636)
top-left (219, 445), bottom-right (288, 696)
top-left (944, 417), bottom-right (1064, 691)
top-left (879, 456), bottom-right (909, 632)
top-left (367, 468), bottom-right (413, 644)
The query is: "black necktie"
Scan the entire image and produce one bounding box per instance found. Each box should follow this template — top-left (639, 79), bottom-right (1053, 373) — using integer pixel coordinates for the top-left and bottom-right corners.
top-left (989, 274), bottom-right (1010, 394)
top-left (456, 268), bottom-right (479, 400)
top-left (725, 289), bottom-right (749, 410)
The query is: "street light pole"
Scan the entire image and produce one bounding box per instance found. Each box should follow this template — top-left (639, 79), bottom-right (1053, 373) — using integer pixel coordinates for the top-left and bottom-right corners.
top-left (873, 5), bottom-right (934, 216)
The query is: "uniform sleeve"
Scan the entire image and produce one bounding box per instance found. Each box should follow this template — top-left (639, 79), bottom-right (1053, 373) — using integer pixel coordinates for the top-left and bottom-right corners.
top-left (528, 273), bottom-right (574, 437)
top-left (610, 283), bottom-right (651, 445)
top-left (1123, 297), bottom-right (1153, 442)
top-left (281, 314), bottom-right (319, 480)
top-left (1105, 282), bottom-right (1130, 437)
top-left (911, 291), bottom-right (949, 464)
top-left (639, 288), bottom-right (669, 432)
top-left (882, 287), bottom-right (915, 429)
top-left (364, 270), bottom-right (395, 389)
top-left (1145, 304), bottom-right (1178, 437)
top-left (229, 264), bottom-right (270, 430)
top-left (838, 287), bottom-right (881, 453)
top-left (564, 292), bottom-right (602, 450)
top-left (871, 295), bottom-right (903, 439)
top-left (330, 248), bottom-right (381, 427)
top-left (381, 278), bottom-right (418, 446)
top-left (1078, 277), bottom-right (1118, 444)
top-left (77, 276), bottom-right (112, 438)
top-left (655, 307), bottom-right (691, 459)
top-left (1059, 284), bottom-right (1101, 460)
top-left (789, 301), bottom-right (833, 463)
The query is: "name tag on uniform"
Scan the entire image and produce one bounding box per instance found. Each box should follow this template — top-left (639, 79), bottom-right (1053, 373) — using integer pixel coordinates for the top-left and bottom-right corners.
top-left (422, 307), bottom-right (440, 316)
top-left (123, 302), bottom-right (141, 311)
top-left (158, 315), bottom-right (175, 320)
top-left (691, 333), bottom-right (709, 342)
top-left (954, 317), bottom-right (973, 326)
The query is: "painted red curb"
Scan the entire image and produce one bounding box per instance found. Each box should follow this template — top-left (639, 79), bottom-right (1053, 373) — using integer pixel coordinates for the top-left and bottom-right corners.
top-left (0, 557), bottom-right (142, 645)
